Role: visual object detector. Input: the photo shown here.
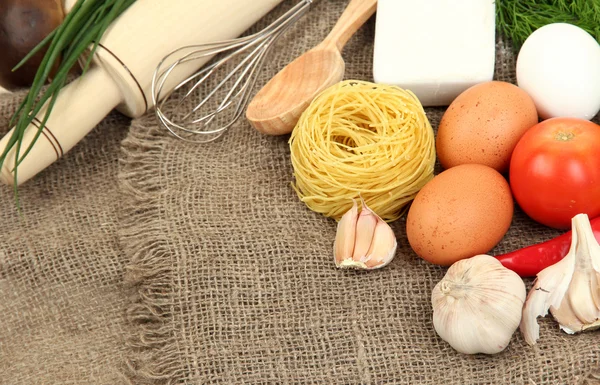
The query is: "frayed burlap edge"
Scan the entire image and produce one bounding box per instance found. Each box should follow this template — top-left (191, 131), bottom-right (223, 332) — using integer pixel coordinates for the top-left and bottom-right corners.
top-left (119, 120), bottom-right (180, 385)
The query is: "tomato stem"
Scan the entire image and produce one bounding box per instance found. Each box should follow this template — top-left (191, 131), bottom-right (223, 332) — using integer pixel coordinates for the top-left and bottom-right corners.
top-left (554, 131), bottom-right (575, 141)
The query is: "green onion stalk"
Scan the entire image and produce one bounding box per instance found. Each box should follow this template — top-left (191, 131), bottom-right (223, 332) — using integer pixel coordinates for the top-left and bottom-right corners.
top-left (1, 0), bottom-right (136, 206)
top-left (496, 0), bottom-right (600, 48)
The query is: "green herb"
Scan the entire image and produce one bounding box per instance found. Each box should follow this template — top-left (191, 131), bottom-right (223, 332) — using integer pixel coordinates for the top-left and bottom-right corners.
top-left (496, 0), bottom-right (600, 48)
top-left (1, 0), bottom-right (136, 206)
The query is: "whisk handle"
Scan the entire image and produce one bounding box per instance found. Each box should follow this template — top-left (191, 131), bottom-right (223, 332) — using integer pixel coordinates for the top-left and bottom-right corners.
top-left (0, 66), bottom-right (121, 186)
top-left (323, 0), bottom-right (377, 51)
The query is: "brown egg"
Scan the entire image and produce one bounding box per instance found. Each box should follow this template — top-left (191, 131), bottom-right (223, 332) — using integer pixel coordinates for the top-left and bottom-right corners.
top-left (406, 164), bottom-right (513, 266)
top-left (436, 81), bottom-right (538, 173)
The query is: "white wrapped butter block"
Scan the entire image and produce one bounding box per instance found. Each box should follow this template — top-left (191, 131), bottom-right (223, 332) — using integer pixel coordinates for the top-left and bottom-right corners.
top-left (373, 0), bottom-right (496, 106)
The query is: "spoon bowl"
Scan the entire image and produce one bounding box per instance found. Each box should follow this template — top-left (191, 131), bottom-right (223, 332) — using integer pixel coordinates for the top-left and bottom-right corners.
top-left (246, 47), bottom-right (344, 135)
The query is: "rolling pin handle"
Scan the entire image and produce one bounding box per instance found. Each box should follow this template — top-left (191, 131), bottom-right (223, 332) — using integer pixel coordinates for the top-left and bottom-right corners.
top-left (0, 66), bottom-right (122, 186)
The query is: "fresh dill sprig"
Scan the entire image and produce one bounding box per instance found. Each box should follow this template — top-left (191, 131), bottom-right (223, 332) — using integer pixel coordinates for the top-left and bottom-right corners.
top-left (496, 0), bottom-right (600, 48)
top-left (0, 0), bottom-right (136, 208)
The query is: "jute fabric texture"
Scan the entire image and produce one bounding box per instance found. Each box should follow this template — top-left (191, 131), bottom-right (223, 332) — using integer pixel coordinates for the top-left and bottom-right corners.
top-left (120, 1), bottom-right (600, 384)
top-left (0, 91), bottom-right (133, 384)
top-left (1, 1), bottom-right (600, 384)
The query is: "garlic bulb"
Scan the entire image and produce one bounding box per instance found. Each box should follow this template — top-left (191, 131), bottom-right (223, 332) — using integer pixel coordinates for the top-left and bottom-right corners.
top-left (521, 213), bottom-right (600, 345)
top-left (432, 255), bottom-right (526, 354)
top-left (334, 199), bottom-right (397, 270)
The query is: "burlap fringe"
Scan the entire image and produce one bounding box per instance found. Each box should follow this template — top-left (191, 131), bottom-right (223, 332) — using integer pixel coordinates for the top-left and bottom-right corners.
top-left (119, 120), bottom-right (181, 385)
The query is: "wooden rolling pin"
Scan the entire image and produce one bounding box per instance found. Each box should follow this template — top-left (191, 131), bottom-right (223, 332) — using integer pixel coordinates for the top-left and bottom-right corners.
top-left (0, 0), bottom-right (283, 186)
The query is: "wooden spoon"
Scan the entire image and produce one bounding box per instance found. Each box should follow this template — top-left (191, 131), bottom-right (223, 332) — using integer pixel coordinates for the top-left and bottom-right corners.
top-left (246, 0), bottom-right (377, 135)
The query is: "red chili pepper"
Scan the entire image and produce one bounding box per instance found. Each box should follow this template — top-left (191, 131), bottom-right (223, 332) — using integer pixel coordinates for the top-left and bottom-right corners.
top-left (495, 216), bottom-right (600, 277)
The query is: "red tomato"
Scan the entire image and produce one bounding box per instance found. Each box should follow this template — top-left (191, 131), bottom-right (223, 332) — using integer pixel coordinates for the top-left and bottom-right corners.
top-left (509, 117), bottom-right (600, 229)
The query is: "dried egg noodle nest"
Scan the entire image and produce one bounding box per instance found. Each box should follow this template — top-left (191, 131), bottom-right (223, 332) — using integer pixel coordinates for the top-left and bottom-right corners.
top-left (289, 80), bottom-right (436, 221)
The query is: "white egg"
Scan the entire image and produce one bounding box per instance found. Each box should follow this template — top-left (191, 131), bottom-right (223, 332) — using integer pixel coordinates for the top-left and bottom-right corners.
top-left (516, 23), bottom-right (600, 121)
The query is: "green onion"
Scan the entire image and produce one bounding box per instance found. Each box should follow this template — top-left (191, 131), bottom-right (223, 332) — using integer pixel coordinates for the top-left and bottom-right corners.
top-left (496, 0), bottom-right (600, 48)
top-left (1, 0), bottom-right (136, 207)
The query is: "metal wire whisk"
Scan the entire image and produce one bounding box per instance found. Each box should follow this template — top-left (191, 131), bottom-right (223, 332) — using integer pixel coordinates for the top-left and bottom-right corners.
top-left (151, 0), bottom-right (313, 143)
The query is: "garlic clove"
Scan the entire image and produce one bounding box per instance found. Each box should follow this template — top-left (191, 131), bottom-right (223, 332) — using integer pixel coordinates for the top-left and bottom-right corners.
top-left (566, 222), bottom-right (600, 324)
top-left (521, 213), bottom-right (600, 345)
top-left (351, 204), bottom-right (378, 260)
top-left (334, 199), bottom-right (358, 266)
top-left (364, 220), bottom-right (397, 269)
top-left (551, 294), bottom-right (585, 334)
top-left (334, 199), bottom-right (397, 270)
top-left (564, 267), bottom-right (600, 332)
top-left (567, 270), bottom-right (598, 324)
top-left (591, 271), bottom-right (600, 310)
top-left (552, 292), bottom-right (600, 334)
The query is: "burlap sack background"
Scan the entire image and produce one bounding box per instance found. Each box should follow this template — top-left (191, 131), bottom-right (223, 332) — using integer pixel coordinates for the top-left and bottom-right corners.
top-left (120, 1), bottom-right (600, 384)
top-left (1, 1), bottom-right (599, 384)
top-left (0, 91), bottom-right (133, 384)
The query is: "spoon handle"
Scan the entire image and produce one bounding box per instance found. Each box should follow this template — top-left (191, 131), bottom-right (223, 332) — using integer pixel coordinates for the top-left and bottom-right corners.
top-left (323, 0), bottom-right (377, 51)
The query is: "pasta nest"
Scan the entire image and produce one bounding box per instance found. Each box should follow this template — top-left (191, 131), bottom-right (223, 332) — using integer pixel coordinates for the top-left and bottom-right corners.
top-left (289, 80), bottom-right (436, 222)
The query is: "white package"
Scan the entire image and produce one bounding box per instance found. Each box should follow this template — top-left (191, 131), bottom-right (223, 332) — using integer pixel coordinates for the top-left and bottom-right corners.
top-left (373, 0), bottom-right (496, 106)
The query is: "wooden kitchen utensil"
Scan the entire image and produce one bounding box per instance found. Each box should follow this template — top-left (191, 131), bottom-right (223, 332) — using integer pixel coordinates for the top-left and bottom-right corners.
top-left (246, 0), bottom-right (377, 136)
top-left (0, 0), bottom-right (283, 186)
